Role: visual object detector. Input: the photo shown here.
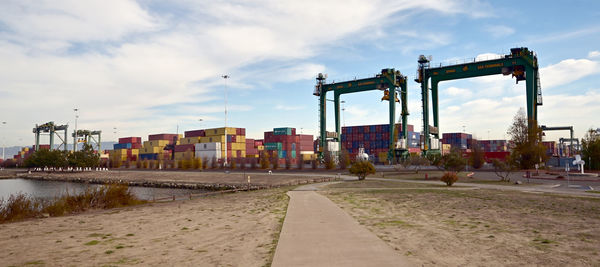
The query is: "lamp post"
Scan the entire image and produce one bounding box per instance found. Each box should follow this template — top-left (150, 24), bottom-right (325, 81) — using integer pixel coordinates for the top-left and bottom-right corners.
top-left (1, 121), bottom-right (6, 160)
top-left (341, 100), bottom-right (346, 127)
top-left (73, 108), bottom-right (79, 152)
top-left (222, 75), bottom-right (229, 166)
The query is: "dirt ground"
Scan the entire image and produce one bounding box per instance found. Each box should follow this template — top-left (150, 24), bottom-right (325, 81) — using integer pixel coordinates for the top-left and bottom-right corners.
top-left (18, 169), bottom-right (336, 188)
top-left (322, 180), bottom-right (600, 266)
top-left (0, 187), bottom-right (290, 267)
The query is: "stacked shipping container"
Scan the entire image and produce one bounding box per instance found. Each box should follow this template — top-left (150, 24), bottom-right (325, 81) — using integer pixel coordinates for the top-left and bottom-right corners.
top-left (341, 123), bottom-right (415, 163)
top-left (476, 140), bottom-right (508, 152)
top-left (110, 137), bottom-right (142, 162)
top-left (263, 127), bottom-right (314, 164)
top-left (442, 133), bottom-right (473, 150)
top-left (139, 134), bottom-right (180, 160)
top-left (542, 141), bottom-right (558, 156)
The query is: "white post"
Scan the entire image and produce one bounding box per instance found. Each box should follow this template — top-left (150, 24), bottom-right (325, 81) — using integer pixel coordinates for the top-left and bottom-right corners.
top-left (1, 122), bottom-right (6, 160)
top-left (73, 108), bottom-right (79, 152)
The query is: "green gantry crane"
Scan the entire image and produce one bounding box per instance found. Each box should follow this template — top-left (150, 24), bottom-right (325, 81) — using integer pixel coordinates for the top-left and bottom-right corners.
top-left (540, 125), bottom-right (574, 157)
top-left (33, 121), bottom-right (69, 151)
top-left (314, 68), bottom-right (409, 162)
top-left (73, 129), bottom-right (102, 152)
top-left (416, 47), bottom-right (542, 155)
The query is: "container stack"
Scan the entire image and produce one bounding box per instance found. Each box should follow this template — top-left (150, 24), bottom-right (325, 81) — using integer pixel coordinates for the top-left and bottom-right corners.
top-left (263, 127), bottom-right (314, 164)
top-left (441, 133), bottom-right (473, 150)
top-left (13, 146), bottom-right (37, 161)
top-left (177, 127), bottom-right (246, 161)
top-left (341, 123), bottom-right (415, 163)
top-left (244, 138), bottom-right (264, 158)
top-left (110, 137), bottom-right (142, 162)
top-left (298, 134), bottom-right (315, 161)
top-left (477, 140), bottom-right (508, 152)
top-left (194, 142), bottom-right (221, 160)
top-left (140, 134), bottom-right (180, 161)
top-left (542, 141), bottom-right (558, 156)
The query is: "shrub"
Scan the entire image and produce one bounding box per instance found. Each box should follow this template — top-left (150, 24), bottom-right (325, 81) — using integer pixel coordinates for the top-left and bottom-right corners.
top-left (323, 150), bottom-right (336, 170)
top-left (250, 158), bottom-right (257, 169)
top-left (440, 172), bottom-right (458, 186)
top-left (210, 157), bottom-right (218, 169)
top-left (202, 157), bottom-right (209, 170)
top-left (230, 159), bottom-right (236, 169)
top-left (260, 151), bottom-right (270, 169)
top-left (192, 158), bottom-right (202, 169)
top-left (443, 148), bottom-right (467, 173)
top-left (349, 160), bottom-right (376, 180)
top-left (297, 159), bottom-right (304, 170)
top-left (271, 152), bottom-right (279, 169)
top-left (311, 159), bottom-right (318, 169)
top-left (135, 160), bottom-right (142, 169)
top-left (239, 158), bottom-right (246, 169)
top-left (339, 150), bottom-right (350, 170)
top-left (142, 160), bottom-right (149, 169)
top-left (285, 157), bottom-right (291, 169)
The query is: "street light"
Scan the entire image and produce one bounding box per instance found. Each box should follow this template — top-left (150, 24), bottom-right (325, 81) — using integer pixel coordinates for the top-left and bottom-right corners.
top-left (73, 108), bottom-right (79, 152)
top-left (222, 75), bottom-right (229, 165)
top-left (1, 121), bottom-right (6, 160)
top-left (113, 127), bottom-right (117, 142)
top-left (341, 100), bottom-right (346, 127)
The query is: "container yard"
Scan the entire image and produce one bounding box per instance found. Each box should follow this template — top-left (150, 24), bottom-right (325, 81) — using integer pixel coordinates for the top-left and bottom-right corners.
top-left (341, 123), bottom-right (416, 163)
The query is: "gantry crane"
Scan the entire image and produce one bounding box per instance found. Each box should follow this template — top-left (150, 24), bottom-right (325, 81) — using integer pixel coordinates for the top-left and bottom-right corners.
top-left (416, 47), bottom-right (542, 155)
top-left (314, 68), bottom-right (409, 161)
top-left (33, 121), bottom-right (68, 151)
top-left (73, 130), bottom-right (102, 152)
top-left (540, 125), bottom-right (574, 156)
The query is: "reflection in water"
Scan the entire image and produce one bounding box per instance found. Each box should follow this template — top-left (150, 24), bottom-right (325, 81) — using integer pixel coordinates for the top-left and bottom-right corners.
top-left (0, 179), bottom-right (207, 201)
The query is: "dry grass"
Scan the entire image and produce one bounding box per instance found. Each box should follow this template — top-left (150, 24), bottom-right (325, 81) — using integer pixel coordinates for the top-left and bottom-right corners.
top-left (322, 187), bottom-right (600, 266)
top-left (0, 184), bottom-right (145, 223)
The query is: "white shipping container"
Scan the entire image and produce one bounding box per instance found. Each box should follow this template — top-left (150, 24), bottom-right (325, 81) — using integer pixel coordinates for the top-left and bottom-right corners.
top-left (327, 141), bottom-right (340, 152)
top-left (300, 151), bottom-right (314, 155)
top-left (195, 150), bottom-right (222, 159)
top-left (195, 142), bottom-right (221, 151)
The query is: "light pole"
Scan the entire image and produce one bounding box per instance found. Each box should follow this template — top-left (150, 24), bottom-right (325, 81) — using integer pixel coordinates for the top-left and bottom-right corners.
top-left (1, 121), bottom-right (6, 160)
top-left (222, 75), bottom-right (229, 166)
top-left (341, 100), bottom-right (346, 127)
top-left (113, 127), bottom-right (117, 142)
top-left (73, 108), bottom-right (79, 152)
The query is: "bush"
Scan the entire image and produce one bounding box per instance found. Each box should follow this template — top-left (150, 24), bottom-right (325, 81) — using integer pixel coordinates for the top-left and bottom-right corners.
top-left (323, 150), bottom-right (336, 170)
top-left (349, 161), bottom-right (376, 180)
top-left (311, 159), bottom-right (318, 169)
top-left (142, 160), bottom-right (149, 169)
top-left (440, 172), bottom-right (458, 186)
top-left (250, 158), bottom-right (257, 169)
top-left (202, 157), bottom-right (209, 170)
top-left (193, 158), bottom-right (202, 169)
top-left (239, 158), bottom-right (246, 169)
top-left (0, 184), bottom-right (144, 224)
top-left (297, 159), bottom-right (304, 170)
top-left (230, 159), bottom-right (236, 169)
top-left (443, 148), bottom-right (467, 173)
top-left (211, 157), bottom-right (218, 169)
top-left (135, 160), bottom-right (142, 169)
top-left (285, 157), bottom-right (291, 169)
top-left (271, 152), bottom-right (279, 169)
top-left (339, 150), bottom-right (350, 170)
top-left (260, 151), bottom-right (270, 169)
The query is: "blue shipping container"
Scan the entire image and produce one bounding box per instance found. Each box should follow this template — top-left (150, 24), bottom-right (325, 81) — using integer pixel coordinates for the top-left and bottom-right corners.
top-left (114, 143), bottom-right (132, 149)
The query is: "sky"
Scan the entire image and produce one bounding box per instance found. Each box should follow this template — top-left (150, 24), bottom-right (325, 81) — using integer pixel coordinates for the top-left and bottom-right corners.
top-left (0, 0), bottom-right (599, 151)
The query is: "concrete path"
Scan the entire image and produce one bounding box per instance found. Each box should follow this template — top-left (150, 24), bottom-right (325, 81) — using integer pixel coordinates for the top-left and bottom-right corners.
top-left (272, 185), bottom-right (412, 267)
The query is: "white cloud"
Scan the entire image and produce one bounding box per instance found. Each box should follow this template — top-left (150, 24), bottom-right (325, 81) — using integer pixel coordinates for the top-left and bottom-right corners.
top-left (589, 51), bottom-right (600, 58)
top-left (0, 0), bottom-right (494, 145)
top-left (446, 86), bottom-right (473, 97)
top-left (484, 25), bottom-right (515, 38)
top-left (540, 58), bottom-right (600, 89)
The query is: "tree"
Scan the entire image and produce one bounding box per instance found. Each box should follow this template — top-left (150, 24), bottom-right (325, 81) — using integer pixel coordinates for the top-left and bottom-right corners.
top-left (323, 148), bottom-right (336, 170)
top-left (271, 151), bottom-right (279, 169)
top-left (426, 153), bottom-right (444, 170)
top-left (349, 160), bottom-right (376, 180)
top-left (285, 156), bottom-right (291, 169)
top-left (338, 149), bottom-right (350, 170)
top-left (440, 172), bottom-right (458, 186)
top-left (442, 148), bottom-right (467, 173)
top-left (582, 128), bottom-right (600, 170)
top-left (409, 153), bottom-right (429, 173)
top-left (468, 139), bottom-right (485, 169)
top-left (507, 108), bottom-right (547, 169)
top-left (491, 158), bottom-right (516, 182)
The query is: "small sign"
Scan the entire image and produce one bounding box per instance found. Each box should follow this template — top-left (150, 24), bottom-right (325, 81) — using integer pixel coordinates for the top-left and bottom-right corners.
top-left (247, 176), bottom-right (251, 183)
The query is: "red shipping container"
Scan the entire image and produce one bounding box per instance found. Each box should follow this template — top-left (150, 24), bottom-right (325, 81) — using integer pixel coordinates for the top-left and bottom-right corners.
top-left (184, 130), bottom-right (205, 138)
top-left (132, 143), bottom-right (142, 149)
top-left (174, 144), bottom-right (195, 153)
top-left (149, 133), bottom-right (179, 141)
top-left (119, 137), bottom-right (141, 144)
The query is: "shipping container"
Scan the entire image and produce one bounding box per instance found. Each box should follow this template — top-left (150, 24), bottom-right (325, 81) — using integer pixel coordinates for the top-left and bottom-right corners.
top-left (195, 142), bottom-right (221, 151)
top-left (174, 144), bottom-right (195, 153)
top-left (119, 137), bottom-right (141, 144)
top-left (195, 150), bottom-right (221, 160)
top-left (184, 130), bottom-right (206, 138)
top-left (274, 127), bottom-right (294, 136)
top-left (148, 133), bottom-right (180, 142)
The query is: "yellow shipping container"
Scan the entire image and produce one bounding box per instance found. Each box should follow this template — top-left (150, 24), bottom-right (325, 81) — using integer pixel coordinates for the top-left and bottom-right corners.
top-left (174, 151), bottom-right (195, 161)
top-left (302, 154), bottom-right (316, 161)
top-left (236, 135), bottom-right (246, 143)
top-left (231, 142), bottom-right (245, 150)
top-left (130, 149), bottom-right (139, 155)
top-left (246, 154), bottom-right (259, 158)
top-left (179, 137), bottom-right (201, 145)
top-left (204, 127), bottom-right (237, 136)
top-left (113, 149), bottom-right (128, 155)
top-left (144, 140), bottom-right (170, 148)
top-left (142, 146), bottom-right (163, 154)
top-left (256, 145), bottom-right (264, 151)
top-left (200, 135), bottom-right (226, 143)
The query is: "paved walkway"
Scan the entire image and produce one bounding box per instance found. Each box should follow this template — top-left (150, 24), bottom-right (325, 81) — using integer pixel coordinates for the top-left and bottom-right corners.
top-left (271, 184), bottom-right (413, 267)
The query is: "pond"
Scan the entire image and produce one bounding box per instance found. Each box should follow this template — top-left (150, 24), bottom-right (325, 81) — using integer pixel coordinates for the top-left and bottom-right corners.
top-left (0, 178), bottom-right (208, 201)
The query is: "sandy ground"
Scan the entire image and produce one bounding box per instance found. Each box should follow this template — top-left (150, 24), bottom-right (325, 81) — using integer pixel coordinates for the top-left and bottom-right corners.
top-left (0, 187), bottom-right (290, 267)
top-left (322, 180), bottom-right (600, 266)
top-left (18, 170), bottom-right (336, 189)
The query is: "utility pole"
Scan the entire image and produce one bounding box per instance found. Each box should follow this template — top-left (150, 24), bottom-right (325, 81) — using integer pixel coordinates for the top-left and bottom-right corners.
top-left (73, 108), bottom-right (79, 152)
top-left (222, 75), bottom-right (229, 166)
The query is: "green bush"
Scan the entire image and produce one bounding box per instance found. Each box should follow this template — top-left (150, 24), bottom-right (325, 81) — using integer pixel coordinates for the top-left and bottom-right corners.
top-left (349, 161), bottom-right (376, 180)
top-left (440, 172), bottom-right (458, 186)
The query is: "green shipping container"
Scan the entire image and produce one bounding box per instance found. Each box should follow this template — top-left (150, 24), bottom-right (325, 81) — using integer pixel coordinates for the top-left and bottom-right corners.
top-left (291, 150), bottom-right (296, 158)
top-left (265, 142), bottom-right (282, 150)
top-left (273, 127), bottom-right (293, 136)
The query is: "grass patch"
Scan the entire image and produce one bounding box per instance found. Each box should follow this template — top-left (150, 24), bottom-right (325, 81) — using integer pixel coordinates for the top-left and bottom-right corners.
top-left (24, 260), bottom-right (45, 265)
top-left (105, 250), bottom-right (114, 255)
top-left (585, 190), bottom-right (600, 194)
top-left (84, 240), bottom-right (100, 246)
top-left (0, 184), bottom-right (146, 224)
top-left (125, 233), bottom-right (134, 237)
top-left (327, 180), bottom-right (445, 189)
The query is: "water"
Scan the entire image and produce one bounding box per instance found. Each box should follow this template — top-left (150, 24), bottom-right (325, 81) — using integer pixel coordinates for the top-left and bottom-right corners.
top-left (0, 178), bottom-right (207, 201)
